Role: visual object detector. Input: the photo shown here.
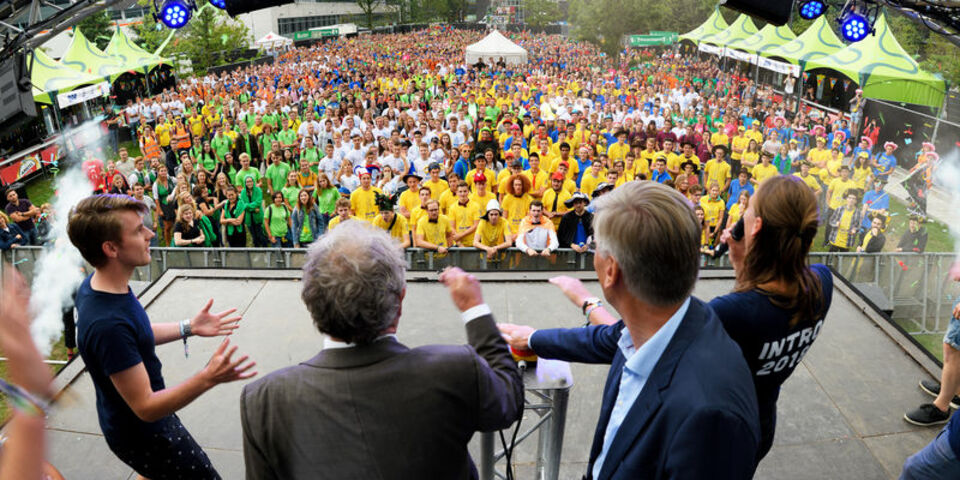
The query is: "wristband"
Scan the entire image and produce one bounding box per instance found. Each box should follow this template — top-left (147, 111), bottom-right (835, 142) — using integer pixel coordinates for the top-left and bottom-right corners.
top-left (179, 318), bottom-right (192, 338)
top-left (581, 296), bottom-right (602, 315)
top-left (0, 379), bottom-right (50, 418)
top-left (584, 301), bottom-right (603, 322)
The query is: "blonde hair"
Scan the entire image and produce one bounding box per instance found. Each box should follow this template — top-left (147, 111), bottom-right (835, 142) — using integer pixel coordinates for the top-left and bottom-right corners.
top-left (176, 203), bottom-right (197, 223)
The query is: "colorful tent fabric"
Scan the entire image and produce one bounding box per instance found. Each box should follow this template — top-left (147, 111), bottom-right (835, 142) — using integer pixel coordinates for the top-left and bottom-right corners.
top-left (679, 9), bottom-right (729, 44)
top-left (804, 14), bottom-right (946, 108)
top-left (762, 16), bottom-right (844, 65)
top-left (61, 28), bottom-right (129, 82)
top-left (30, 48), bottom-right (104, 104)
top-left (725, 24), bottom-right (796, 54)
top-left (700, 14), bottom-right (758, 47)
top-left (105, 28), bottom-right (170, 73)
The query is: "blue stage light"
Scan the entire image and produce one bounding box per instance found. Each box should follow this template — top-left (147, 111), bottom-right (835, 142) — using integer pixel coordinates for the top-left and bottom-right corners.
top-left (209, 0), bottom-right (226, 9)
top-left (840, 11), bottom-right (870, 42)
top-left (798, 0), bottom-right (825, 20)
top-left (158, 0), bottom-right (191, 29)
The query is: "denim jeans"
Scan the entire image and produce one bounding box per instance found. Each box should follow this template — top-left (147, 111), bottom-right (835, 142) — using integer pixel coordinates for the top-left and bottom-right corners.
top-left (900, 425), bottom-right (960, 479)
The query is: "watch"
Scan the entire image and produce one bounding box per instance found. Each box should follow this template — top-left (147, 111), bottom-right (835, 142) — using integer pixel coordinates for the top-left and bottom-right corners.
top-left (581, 296), bottom-right (602, 315)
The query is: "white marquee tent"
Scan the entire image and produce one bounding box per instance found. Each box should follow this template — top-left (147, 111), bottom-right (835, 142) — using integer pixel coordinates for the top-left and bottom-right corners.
top-left (465, 30), bottom-right (528, 65)
top-left (256, 32), bottom-right (293, 49)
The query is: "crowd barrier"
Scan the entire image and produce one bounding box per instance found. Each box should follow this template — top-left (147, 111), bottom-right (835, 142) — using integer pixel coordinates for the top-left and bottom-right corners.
top-left (3, 248), bottom-right (956, 335)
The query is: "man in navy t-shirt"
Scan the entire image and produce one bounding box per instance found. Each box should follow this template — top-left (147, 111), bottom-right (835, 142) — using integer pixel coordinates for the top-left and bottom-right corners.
top-left (68, 194), bottom-right (257, 480)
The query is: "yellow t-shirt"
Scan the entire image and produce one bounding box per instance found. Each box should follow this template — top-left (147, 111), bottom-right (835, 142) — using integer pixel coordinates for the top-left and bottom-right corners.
top-left (541, 188), bottom-right (572, 228)
top-left (663, 151), bottom-right (682, 173)
top-left (752, 163), bottom-right (778, 185)
top-left (327, 215), bottom-right (357, 230)
top-left (409, 206), bottom-right (427, 233)
top-left (741, 151), bottom-right (760, 168)
top-left (155, 123), bottom-right (172, 147)
top-left (475, 219), bottom-right (511, 248)
top-left (438, 189), bottom-right (457, 215)
top-left (607, 142), bottom-right (630, 162)
top-left (852, 166), bottom-right (871, 190)
top-left (548, 157), bottom-right (579, 182)
top-left (422, 178), bottom-right (449, 200)
top-left (448, 201), bottom-right (481, 247)
top-left (727, 203), bottom-right (744, 227)
top-left (416, 214), bottom-right (452, 251)
top-left (523, 169), bottom-right (550, 195)
top-left (730, 136), bottom-right (750, 160)
top-left (794, 172), bottom-right (821, 192)
top-left (710, 132), bottom-right (729, 147)
top-left (349, 186), bottom-right (383, 222)
top-left (700, 196), bottom-right (726, 229)
top-left (747, 130), bottom-right (763, 145)
top-left (500, 193), bottom-right (532, 232)
top-left (373, 213), bottom-right (409, 242)
top-left (832, 208), bottom-right (855, 248)
top-left (828, 178), bottom-right (858, 210)
top-left (188, 116), bottom-right (205, 137)
top-left (465, 168), bottom-right (496, 194)
top-left (704, 159), bottom-right (731, 189)
top-left (399, 188), bottom-right (421, 217)
top-left (580, 171), bottom-right (604, 197)
top-left (469, 190), bottom-right (495, 209)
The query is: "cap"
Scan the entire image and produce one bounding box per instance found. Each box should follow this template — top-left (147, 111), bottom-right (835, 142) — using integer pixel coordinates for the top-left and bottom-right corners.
top-left (354, 166), bottom-right (370, 177)
top-left (427, 162), bottom-right (441, 171)
top-left (510, 159), bottom-right (523, 169)
top-left (592, 182), bottom-right (614, 197)
top-left (473, 173), bottom-right (487, 183)
top-left (551, 172), bottom-right (565, 181)
top-left (485, 199), bottom-right (502, 213)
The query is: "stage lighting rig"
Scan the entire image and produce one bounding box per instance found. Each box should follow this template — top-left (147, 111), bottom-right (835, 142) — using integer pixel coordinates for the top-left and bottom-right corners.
top-left (798, 0), bottom-right (828, 19)
top-left (837, 0), bottom-right (880, 41)
top-left (209, 0), bottom-right (226, 8)
top-left (153, 0), bottom-right (196, 29)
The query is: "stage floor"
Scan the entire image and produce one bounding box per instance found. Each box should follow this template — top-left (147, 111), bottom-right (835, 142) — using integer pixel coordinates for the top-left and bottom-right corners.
top-left (45, 269), bottom-right (942, 479)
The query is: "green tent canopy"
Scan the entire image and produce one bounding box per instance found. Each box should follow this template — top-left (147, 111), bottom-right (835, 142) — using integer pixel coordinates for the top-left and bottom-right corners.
top-left (679, 9), bottom-right (729, 44)
top-left (61, 28), bottom-right (129, 82)
top-left (762, 16), bottom-right (844, 65)
top-left (105, 28), bottom-right (170, 73)
top-left (804, 14), bottom-right (946, 108)
top-left (725, 24), bottom-right (796, 54)
top-left (701, 14), bottom-right (758, 47)
top-left (30, 48), bottom-right (104, 104)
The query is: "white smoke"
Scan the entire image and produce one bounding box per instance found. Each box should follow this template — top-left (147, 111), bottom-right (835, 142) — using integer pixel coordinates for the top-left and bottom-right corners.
top-left (933, 149), bottom-right (960, 255)
top-left (28, 120), bottom-right (100, 355)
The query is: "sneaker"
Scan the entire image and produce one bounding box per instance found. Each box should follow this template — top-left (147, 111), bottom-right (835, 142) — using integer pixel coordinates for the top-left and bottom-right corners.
top-left (918, 380), bottom-right (960, 409)
top-left (904, 403), bottom-right (952, 426)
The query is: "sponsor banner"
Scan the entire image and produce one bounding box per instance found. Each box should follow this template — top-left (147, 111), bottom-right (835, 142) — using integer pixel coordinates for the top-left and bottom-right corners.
top-left (758, 56), bottom-right (801, 77)
top-left (56, 82), bottom-right (111, 108)
top-left (0, 143), bottom-right (59, 185)
top-left (698, 43), bottom-right (724, 55)
top-left (724, 48), bottom-right (757, 64)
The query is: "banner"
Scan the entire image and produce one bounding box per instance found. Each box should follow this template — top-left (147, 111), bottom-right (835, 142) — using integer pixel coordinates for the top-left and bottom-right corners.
top-left (724, 48), bottom-right (757, 64)
top-left (757, 56), bottom-right (801, 77)
top-left (627, 35), bottom-right (675, 47)
top-left (0, 143), bottom-right (59, 186)
top-left (698, 43), bottom-right (724, 55)
top-left (56, 82), bottom-right (110, 109)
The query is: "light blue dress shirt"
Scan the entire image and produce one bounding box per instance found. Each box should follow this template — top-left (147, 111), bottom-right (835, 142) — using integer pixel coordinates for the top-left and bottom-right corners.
top-left (591, 297), bottom-right (690, 480)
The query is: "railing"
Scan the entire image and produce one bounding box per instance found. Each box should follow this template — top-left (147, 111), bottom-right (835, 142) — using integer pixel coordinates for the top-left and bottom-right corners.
top-left (3, 248), bottom-right (956, 335)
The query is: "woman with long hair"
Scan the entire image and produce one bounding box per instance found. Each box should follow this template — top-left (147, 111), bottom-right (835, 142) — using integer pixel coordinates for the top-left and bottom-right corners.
top-left (173, 204), bottom-right (205, 248)
top-left (315, 172), bottom-right (340, 231)
top-left (220, 185), bottom-right (247, 248)
top-left (717, 175), bottom-right (832, 463)
top-left (242, 175), bottom-right (267, 247)
top-left (151, 165), bottom-right (177, 247)
top-left (264, 191), bottom-right (292, 248)
top-left (292, 189), bottom-right (322, 247)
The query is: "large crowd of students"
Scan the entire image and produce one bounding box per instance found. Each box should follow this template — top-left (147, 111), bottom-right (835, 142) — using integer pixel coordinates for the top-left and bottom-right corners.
top-left (33, 25), bottom-right (936, 259)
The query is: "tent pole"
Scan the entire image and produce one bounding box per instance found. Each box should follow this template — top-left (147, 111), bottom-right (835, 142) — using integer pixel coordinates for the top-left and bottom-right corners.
top-left (931, 87), bottom-right (948, 147)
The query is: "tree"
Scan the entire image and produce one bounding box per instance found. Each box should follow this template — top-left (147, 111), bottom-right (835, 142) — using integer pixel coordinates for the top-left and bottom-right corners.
top-left (73, 11), bottom-right (115, 51)
top-left (524, 0), bottom-right (561, 30)
top-left (131, 0), bottom-right (170, 54)
top-left (357, 0), bottom-right (384, 29)
top-left (568, 0), bottom-right (710, 58)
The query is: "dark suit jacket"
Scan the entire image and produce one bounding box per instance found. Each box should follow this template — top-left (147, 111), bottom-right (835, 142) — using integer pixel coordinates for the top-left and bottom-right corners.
top-left (240, 314), bottom-right (523, 480)
top-left (531, 297), bottom-right (760, 480)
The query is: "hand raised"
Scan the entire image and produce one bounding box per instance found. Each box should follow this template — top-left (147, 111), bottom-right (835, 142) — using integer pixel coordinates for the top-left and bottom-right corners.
top-left (202, 338), bottom-right (257, 386)
top-left (498, 323), bottom-right (535, 351)
top-left (438, 266), bottom-right (483, 312)
top-left (191, 299), bottom-right (242, 337)
top-left (548, 275), bottom-right (592, 306)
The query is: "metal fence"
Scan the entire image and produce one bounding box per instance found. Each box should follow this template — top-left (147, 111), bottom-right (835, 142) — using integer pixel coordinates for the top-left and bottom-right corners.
top-left (3, 248), bottom-right (956, 335)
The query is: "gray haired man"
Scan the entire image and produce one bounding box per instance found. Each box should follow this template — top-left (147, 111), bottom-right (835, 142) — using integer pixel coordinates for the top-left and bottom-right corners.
top-left (240, 221), bottom-right (523, 479)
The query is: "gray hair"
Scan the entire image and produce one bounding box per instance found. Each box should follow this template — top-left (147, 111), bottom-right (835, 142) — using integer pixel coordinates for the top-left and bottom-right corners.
top-left (592, 181), bottom-right (700, 307)
top-left (301, 220), bottom-right (406, 344)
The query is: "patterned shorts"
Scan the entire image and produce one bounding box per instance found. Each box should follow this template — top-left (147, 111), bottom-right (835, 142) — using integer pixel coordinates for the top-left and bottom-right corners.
top-left (107, 416), bottom-right (220, 480)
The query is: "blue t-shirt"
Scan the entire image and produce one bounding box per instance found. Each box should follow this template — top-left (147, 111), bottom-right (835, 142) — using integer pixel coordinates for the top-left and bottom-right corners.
top-left (708, 264), bottom-right (833, 441)
top-left (861, 190), bottom-right (889, 229)
top-left (950, 409), bottom-right (960, 459)
top-left (727, 180), bottom-right (755, 210)
top-left (76, 274), bottom-right (170, 441)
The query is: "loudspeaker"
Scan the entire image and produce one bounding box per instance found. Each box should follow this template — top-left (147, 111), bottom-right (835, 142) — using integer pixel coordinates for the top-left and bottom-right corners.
top-left (0, 52), bottom-right (37, 132)
top-left (224, 0), bottom-right (294, 16)
top-left (722, 0), bottom-right (794, 25)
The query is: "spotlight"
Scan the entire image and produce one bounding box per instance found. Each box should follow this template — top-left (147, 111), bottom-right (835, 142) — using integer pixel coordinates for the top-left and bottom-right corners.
top-left (155, 0), bottom-right (193, 29)
top-left (798, 0), bottom-right (826, 20)
top-left (840, 11), bottom-right (870, 41)
top-left (209, 0), bottom-right (226, 9)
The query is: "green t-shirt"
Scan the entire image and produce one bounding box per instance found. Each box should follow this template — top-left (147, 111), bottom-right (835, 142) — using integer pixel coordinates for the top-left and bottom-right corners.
top-left (281, 185), bottom-right (300, 207)
top-left (315, 187), bottom-right (340, 215)
top-left (263, 113), bottom-right (280, 129)
top-left (301, 147), bottom-right (322, 166)
top-left (266, 203), bottom-right (289, 237)
top-left (265, 163), bottom-right (292, 192)
top-left (278, 129), bottom-right (297, 147)
top-left (234, 167), bottom-right (261, 189)
top-left (211, 135), bottom-right (232, 159)
top-left (300, 218), bottom-right (313, 243)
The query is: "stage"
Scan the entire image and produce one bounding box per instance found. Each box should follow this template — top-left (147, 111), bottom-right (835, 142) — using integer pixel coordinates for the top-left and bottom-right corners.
top-left (44, 269), bottom-right (942, 479)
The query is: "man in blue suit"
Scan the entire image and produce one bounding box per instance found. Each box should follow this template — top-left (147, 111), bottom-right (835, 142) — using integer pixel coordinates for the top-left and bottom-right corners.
top-left (501, 182), bottom-right (760, 479)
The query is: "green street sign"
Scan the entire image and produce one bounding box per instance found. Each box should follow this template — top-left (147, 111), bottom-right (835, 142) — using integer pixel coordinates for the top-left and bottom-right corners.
top-left (627, 35), bottom-right (674, 47)
top-left (291, 27), bottom-right (340, 41)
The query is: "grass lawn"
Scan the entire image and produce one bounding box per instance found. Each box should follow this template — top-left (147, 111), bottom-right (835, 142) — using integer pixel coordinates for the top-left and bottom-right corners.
top-left (810, 196), bottom-right (956, 253)
top-left (0, 340), bottom-right (69, 422)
